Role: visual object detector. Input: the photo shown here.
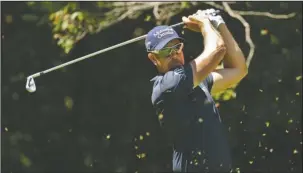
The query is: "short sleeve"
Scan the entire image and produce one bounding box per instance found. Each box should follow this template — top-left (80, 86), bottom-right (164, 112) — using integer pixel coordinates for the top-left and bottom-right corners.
top-left (161, 63), bottom-right (194, 97)
top-left (202, 73), bottom-right (214, 92)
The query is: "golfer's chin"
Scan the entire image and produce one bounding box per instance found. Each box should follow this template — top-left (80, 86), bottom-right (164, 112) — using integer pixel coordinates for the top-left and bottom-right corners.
top-left (180, 60), bottom-right (185, 65)
top-left (179, 54), bottom-right (185, 65)
top-left (173, 60), bottom-right (185, 68)
top-left (177, 57), bottom-right (185, 66)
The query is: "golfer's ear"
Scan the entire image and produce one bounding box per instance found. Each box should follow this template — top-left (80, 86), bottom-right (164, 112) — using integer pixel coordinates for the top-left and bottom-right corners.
top-left (148, 53), bottom-right (158, 66)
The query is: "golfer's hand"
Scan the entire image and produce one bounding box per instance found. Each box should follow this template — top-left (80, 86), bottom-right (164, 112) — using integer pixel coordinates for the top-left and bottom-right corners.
top-left (203, 8), bottom-right (225, 28)
top-left (182, 10), bottom-right (210, 32)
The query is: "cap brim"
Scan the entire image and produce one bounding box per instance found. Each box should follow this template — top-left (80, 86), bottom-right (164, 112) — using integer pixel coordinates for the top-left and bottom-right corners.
top-left (154, 36), bottom-right (184, 51)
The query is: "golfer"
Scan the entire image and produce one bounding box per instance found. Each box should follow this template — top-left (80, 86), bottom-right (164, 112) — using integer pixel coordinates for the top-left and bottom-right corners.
top-left (145, 9), bottom-right (247, 172)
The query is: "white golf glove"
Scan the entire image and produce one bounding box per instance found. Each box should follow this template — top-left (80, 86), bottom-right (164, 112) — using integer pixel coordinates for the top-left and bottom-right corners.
top-left (201, 9), bottom-right (225, 29)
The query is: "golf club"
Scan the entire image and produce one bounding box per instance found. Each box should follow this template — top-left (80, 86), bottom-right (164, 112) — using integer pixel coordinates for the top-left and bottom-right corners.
top-left (25, 22), bottom-right (185, 93)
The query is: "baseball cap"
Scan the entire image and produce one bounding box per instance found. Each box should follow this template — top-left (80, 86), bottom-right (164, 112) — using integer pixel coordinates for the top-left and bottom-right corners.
top-left (145, 25), bottom-right (184, 52)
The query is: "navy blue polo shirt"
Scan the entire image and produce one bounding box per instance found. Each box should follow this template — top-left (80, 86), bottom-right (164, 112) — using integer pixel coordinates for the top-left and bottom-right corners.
top-left (151, 63), bottom-right (232, 172)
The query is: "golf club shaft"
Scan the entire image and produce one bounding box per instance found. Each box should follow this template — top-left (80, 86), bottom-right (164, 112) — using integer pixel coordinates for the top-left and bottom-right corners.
top-left (29, 22), bottom-right (184, 79)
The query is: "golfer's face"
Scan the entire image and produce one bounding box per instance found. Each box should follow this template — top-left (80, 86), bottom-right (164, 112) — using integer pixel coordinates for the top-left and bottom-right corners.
top-left (165, 39), bottom-right (185, 65)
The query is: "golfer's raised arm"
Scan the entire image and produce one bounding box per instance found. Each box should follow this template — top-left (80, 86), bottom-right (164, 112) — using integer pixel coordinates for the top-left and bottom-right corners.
top-left (205, 11), bottom-right (248, 94)
top-left (183, 13), bottom-right (226, 88)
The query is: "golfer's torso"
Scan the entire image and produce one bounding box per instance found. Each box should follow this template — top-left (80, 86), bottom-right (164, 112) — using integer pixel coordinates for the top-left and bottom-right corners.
top-left (152, 77), bottom-right (222, 151)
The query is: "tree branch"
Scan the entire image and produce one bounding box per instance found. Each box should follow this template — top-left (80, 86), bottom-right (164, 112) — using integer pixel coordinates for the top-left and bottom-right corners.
top-left (202, 2), bottom-right (296, 19)
top-left (51, 2), bottom-right (297, 56)
top-left (222, 2), bottom-right (255, 68)
top-left (95, 2), bottom-right (179, 32)
top-left (236, 11), bottom-right (296, 19)
top-left (202, 2), bottom-right (296, 68)
top-left (153, 3), bottom-right (160, 20)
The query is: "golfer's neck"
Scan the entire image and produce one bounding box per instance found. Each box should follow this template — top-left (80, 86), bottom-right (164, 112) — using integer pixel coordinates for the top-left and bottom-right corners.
top-left (159, 62), bottom-right (182, 74)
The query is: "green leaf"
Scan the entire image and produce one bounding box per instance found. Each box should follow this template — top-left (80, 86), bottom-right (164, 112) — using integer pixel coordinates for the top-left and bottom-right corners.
top-left (71, 12), bottom-right (84, 21)
top-left (5, 15), bottom-right (13, 24)
top-left (20, 153), bottom-right (32, 167)
top-left (49, 13), bottom-right (55, 20)
top-left (57, 38), bottom-right (64, 46)
top-left (97, 2), bottom-right (105, 7)
top-left (288, 119), bottom-right (293, 124)
top-left (293, 149), bottom-right (298, 154)
top-left (61, 20), bottom-right (69, 30)
top-left (67, 23), bottom-right (76, 33)
top-left (53, 24), bottom-right (61, 32)
top-left (270, 34), bottom-right (279, 45)
top-left (139, 135), bottom-right (144, 140)
top-left (181, 2), bottom-right (189, 8)
top-left (296, 75), bottom-right (302, 81)
top-left (260, 29), bottom-right (268, 35)
top-left (64, 45), bottom-right (73, 54)
top-left (144, 15), bottom-right (151, 22)
top-left (64, 96), bottom-right (74, 110)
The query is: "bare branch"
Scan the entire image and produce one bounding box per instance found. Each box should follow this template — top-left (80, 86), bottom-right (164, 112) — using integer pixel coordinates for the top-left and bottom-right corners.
top-left (95, 2), bottom-right (179, 32)
top-left (222, 2), bottom-right (255, 68)
top-left (202, 2), bottom-right (296, 19)
top-left (153, 3), bottom-right (160, 20)
top-left (160, 3), bottom-right (188, 25)
top-left (236, 11), bottom-right (296, 19)
top-left (96, 9), bottom-right (132, 32)
top-left (75, 31), bottom-right (87, 43)
top-left (201, 2), bottom-right (296, 68)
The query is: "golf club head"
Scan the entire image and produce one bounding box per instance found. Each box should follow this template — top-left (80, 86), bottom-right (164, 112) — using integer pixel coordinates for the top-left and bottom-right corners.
top-left (26, 76), bottom-right (36, 93)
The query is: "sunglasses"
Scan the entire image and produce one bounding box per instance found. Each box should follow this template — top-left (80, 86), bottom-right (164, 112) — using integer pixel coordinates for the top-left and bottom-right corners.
top-left (151, 42), bottom-right (184, 58)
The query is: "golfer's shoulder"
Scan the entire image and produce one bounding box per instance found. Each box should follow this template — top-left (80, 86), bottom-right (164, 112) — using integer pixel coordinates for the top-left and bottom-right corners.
top-left (153, 64), bottom-right (192, 91)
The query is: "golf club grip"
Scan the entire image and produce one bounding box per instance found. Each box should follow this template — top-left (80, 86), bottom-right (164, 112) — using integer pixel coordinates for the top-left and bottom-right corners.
top-left (170, 22), bottom-right (184, 28)
top-left (28, 22), bottom-right (185, 79)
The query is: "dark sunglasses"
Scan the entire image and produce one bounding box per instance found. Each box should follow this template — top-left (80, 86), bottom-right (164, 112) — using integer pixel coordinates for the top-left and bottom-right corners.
top-left (151, 42), bottom-right (184, 58)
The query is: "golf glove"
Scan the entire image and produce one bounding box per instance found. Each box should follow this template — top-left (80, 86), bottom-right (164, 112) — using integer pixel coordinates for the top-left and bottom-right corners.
top-left (202, 9), bottom-right (225, 29)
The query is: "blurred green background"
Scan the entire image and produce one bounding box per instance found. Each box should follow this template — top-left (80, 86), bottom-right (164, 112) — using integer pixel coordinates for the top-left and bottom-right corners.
top-left (1, 2), bottom-right (302, 172)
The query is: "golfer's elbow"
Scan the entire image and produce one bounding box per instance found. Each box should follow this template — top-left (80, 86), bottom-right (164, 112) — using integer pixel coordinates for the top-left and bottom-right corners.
top-left (232, 54), bottom-right (248, 80)
top-left (238, 62), bottom-right (248, 80)
top-left (242, 64), bottom-right (248, 76)
top-left (240, 55), bottom-right (248, 77)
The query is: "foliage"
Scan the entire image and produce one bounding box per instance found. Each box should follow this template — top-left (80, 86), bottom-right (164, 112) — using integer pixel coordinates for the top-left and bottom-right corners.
top-left (2, 1), bottom-right (302, 172)
top-left (26, 2), bottom-right (194, 54)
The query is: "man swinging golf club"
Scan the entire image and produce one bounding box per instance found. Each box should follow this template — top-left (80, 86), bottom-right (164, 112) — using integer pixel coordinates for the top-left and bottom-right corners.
top-left (146, 9), bottom-right (248, 172)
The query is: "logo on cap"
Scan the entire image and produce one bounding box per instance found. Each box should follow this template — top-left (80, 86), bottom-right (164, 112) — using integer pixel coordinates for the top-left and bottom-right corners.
top-left (153, 28), bottom-right (175, 39)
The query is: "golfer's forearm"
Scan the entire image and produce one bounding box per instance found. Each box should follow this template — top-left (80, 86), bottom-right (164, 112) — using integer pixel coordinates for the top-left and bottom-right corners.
top-left (217, 24), bottom-right (247, 72)
top-left (190, 21), bottom-right (226, 87)
top-left (200, 21), bottom-right (225, 52)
